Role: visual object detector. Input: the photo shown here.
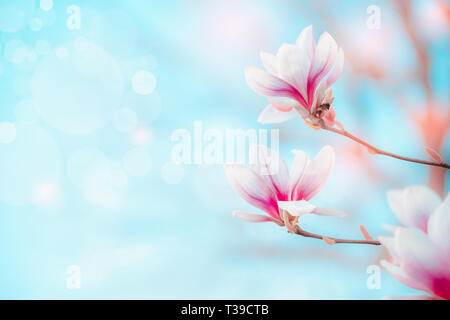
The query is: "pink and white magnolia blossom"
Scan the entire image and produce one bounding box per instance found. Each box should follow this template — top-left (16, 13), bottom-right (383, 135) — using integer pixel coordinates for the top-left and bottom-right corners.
top-left (244, 25), bottom-right (344, 127)
top-left (380, 185), bottom-right (450, 300)
top-left (224, 145), bottom-right (346, 232)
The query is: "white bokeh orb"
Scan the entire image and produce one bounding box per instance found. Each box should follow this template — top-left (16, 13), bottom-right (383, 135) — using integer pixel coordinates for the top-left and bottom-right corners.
top-left (132, 70), bottom-right (156, 95)
top-left (14, 99), bottom-right (40, 124)
top-left (67, 147), bottom-right (107, 187)
top-left (4, 39), bottom-right (29, 64)
top-left (31, 41), bottom-right (124, 134)
top-left (122, 90), bottom-right (162, 124)
top-left (114, 108), bottom-right (138, 133)
top-left (55, 46), bottom-right (69, 60)
top-left (83, 159), bottom-right (128, 209)
top-left (0, 125), bottom-right (61, 205)
top-left (0, 122), bottom-right (17, 143)
top-left (35, 40), bottom-right (51, 55)
top-left (29, 18), bottom-right (43, 32)
top-left (161, 162), bottom-right (185, 184)
top-left (123, 148), bottom-right (152, 177)
top-left (0, 0), bottom-right (35, 33)
top-left (40, 0), bottom-right (53, 11)
top-left (87, 10), bottom-right (138, 57)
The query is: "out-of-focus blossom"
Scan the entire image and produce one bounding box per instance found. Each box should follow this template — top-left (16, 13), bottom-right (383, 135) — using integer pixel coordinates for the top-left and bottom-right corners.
top-left (244, 25), bottom-right (344, 127)
top-left (224, 145), bottom-right (345, 231)
top-left (380, 185), bottom-right (450, 300)
top-left (413, 106), bottom-right (450, 197)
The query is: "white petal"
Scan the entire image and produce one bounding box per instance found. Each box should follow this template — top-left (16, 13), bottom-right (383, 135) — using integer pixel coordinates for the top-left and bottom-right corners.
top-left (267, 97), bottom-right (296, 111)
top-left (387, 189), bottom-right (408, 225)
top-left (258, 105), bottom-right (298, 124)
top-left (427, 192), bottom-right (450, 254)
top-left (232, 210), bottom-right (278, 224)
top-left (249, 144), bottom-right (290, 201)
top-left (387, 185), bottom-right (441, 231)
top-left (278, 200), bottom-right (316, 217)
top-left (312, 206), bottom-right (347, 217)
top-left (276, 44), bottom-right (310, 107)
top-left (291, 145), bottom-right (335, 201)
top-left (394, 227), bottom-right (446, 290)
top-left (268, 98), bottom-right (310, 117)
top-left (296, 25), bottom-right (315, 60)
top-left (380, 259), bottom-right (427, 292)
top-left (379, 234), bottom-right (401, 263)
top-left (244, 66), bottom-right (300, 101)
top-left (260, 52), bottom-right (278, 76)
top-left (288, 150), bottom-right (310, 199)
top-left (224, 164), bottom-right (279, 219)
top-left (326, 47), bottom-right (344, 88)
top-left (402, 185), bottom-right (441, 231)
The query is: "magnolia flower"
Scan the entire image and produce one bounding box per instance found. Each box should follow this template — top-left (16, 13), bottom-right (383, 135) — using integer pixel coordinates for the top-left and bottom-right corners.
top-left (224, 145), bottom-right (345, 232)
top-left (380, 185), bottom-right (450, 300)
top-left (244, 25), bottom-right (344, 127)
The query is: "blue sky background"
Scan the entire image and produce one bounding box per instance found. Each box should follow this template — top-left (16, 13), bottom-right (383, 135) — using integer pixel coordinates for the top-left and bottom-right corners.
top-left (0, 0), bottom-right (448, 299)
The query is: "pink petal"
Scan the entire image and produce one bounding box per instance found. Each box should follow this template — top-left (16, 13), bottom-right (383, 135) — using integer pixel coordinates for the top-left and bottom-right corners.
top-left (311, 80), bottom-right (327, 114)
top-left (260, 52), bottom-right (278, 76)
top-left (224, 164), bottom-right (280, 219)
top-left (288, 150), bottom-right (309, 199)
top-left (276, 44), bottom-right (310, 108)
top-left (257, 105), bottom-right (298, 124)
top-left (326, 47), bottom-right (344, 88)
top-left (244, 66), bottom-right (303, 102)
top-left (427, 192), bottom-right (450, 254)
top-left (291, 145), bottom-right (335, 201)
top-left (394, 227), bottom-right (447, 293)
top-left (232, 210), bottom-right (279, 224)
top-left (249, 144), bottom-right (290, 201)
top-left (380, 259), bottom-right (428, 293)
top-left (307, 32), bottom-right (338, 105)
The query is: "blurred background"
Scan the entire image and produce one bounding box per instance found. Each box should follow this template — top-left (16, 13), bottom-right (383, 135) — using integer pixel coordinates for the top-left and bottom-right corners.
top-left (0, 0), bottom-right (448, 299)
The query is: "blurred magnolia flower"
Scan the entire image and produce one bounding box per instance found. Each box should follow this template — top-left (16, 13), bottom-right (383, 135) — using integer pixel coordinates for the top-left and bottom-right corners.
top-left (380, 185), bottom-right (450, 300)
top-left (224, 145), bottom-right (345, 232)
top-left (244, 25), bottom-right (344, 128)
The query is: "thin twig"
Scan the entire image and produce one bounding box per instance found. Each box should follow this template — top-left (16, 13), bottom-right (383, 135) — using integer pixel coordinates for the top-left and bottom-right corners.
top-left (294, 226), bottom-right (381, 246)
top-left (321, 123), bottom-right (450, 169)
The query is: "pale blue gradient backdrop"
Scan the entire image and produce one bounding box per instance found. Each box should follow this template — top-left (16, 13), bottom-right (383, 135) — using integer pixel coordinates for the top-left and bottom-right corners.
top-left (0, 0), bottom-right (448, 299)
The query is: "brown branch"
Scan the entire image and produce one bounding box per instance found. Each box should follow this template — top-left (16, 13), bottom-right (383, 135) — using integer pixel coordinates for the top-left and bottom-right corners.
top-left (321, 123), bottom-right (450, 169)
top-left (294, 225), bottom-right (381, 246)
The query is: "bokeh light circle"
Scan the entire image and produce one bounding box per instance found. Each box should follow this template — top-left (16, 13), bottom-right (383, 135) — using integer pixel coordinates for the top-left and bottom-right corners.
top-left (40, 0), bottom-right (53, 11)
top-left (0, 0), bottom-right (35, 33)
top-left (14, 99), bottom-right (40, 124)
top-left (161, 162), bottom-right (185, 184)
top-left (0, 122), bottom-right (17, 144)
top-left (123, 148), bottom-right (152, 177)
top-left (29, 18), bottom-right (43, 32)
top-left (122, 90), bottom-right (162, 124)
top-left (114, 108), bottom-right (138, 133)
top-left (31, 41), bottom-right (124, 134)
top-left (132, 70), bottom-right (156, 95)
top-left (0, 125), bottom-right (61, 205)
